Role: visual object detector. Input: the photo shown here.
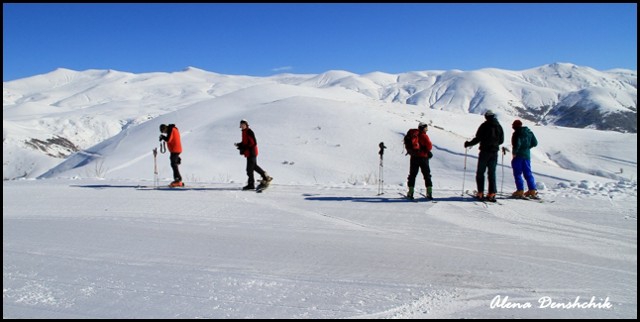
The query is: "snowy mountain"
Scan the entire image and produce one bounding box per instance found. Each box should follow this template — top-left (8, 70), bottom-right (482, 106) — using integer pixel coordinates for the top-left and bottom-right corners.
top-left (2, 63), bottom-right (637, 180)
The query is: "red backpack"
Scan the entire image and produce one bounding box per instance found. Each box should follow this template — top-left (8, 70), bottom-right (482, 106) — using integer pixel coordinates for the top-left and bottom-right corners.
top-left (403, 129), bottom-right (420, 155)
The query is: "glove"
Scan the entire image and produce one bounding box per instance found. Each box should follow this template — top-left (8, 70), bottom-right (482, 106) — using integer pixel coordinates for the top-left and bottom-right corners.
top-left (428, 151), bottom-right (433, 159)
top-left (464, 141), bottom-right (471, 148)
top-left (235, 143), bottom-right (245, 154)
top-left (159, 135), bottom-right (165, 142)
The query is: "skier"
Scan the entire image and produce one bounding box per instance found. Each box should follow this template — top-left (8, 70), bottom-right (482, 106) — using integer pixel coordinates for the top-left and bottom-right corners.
top-left (510, 119), bottom-right (539, 198)
top-left (464, 110), bottom-right (504, 202)
top-left (159, 123), bottom-right (183, 187)
top-left (405, 122), bottom-right (434, 200)
top-left (235, 119), bottom-right (272, 190)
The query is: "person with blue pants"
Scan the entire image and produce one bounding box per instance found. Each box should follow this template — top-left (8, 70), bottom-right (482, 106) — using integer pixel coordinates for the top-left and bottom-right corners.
top-left (510, 119), bottom-right (538, 198)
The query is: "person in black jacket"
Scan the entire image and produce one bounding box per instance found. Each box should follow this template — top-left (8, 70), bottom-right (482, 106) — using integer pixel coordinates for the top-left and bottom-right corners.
top-left (464, 110), bottom-right (504, 202)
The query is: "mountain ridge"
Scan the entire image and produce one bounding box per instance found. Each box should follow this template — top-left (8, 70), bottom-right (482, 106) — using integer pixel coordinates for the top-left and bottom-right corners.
top-left (3, 63), bottom-right (637, 180)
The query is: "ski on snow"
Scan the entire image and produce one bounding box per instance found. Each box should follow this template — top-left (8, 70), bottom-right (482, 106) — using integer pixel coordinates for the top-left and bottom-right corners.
top-left (419, 193), bottom-right (438, 203)
top-left (465, 191), bottom-right (503, 205)
top-left (397, 192), bottom-right (436, 203)
top-left (502, 195), bottom-right (548, 203)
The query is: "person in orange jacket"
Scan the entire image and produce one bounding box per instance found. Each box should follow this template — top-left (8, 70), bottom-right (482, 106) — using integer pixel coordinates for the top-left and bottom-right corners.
top-left (159, 124), bottom-right (183, 187)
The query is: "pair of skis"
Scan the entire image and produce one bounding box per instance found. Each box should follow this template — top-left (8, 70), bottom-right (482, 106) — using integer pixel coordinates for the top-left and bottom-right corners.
top-left (465, 190), bottom-right (546, 205)
top-left (465, 191), bottom-right (503, 205)
top-left (503, 194), bottom-right (545, 203)
top-left (398, 192), bottom-right (437, 203)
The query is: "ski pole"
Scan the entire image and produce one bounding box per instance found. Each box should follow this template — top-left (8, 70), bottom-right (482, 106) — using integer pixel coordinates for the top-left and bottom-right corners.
top-left (500, 146), bottom-right (510, 196)
top-left (500, 146), bottom-right (505, 195)
top-left (462, 147), bottom-right (468, 196)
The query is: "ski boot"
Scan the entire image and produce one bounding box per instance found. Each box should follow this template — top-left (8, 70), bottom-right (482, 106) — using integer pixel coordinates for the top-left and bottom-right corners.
top-left (426, 186), bottom-right (433, 200)
top-left (169, 180), bottom-right (184, 187)
top-left (524, 189), bottom-right (538, 199)
top-left (407, 187), bottom-right (415, 200)
top-left (485, 193), bottom-right (497, 202)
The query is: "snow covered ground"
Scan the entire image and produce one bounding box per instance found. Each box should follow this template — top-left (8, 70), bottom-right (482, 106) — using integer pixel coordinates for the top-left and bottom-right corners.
top-left (3, 67), bottom-right (637, 318)
top-left (3, 177), bottom-right (636, 318)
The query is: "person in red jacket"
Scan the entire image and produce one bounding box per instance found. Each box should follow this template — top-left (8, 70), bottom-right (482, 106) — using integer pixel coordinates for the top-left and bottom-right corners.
top-left (405, 122), bottom-right (434, 200)
top-left (159, 124), bottom-right (183, 187)
top-left (235, 119), bottom-right (272, 190)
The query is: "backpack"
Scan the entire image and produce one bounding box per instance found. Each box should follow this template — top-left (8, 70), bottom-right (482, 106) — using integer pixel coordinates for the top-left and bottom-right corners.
top-left (404, 129), bottom-right (420, 155)
top-left (485, 121), bottom-right (504, 149)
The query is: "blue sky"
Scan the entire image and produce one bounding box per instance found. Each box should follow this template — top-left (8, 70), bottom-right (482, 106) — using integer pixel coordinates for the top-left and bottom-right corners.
top-left (3, 3), bottom-right (637, 81)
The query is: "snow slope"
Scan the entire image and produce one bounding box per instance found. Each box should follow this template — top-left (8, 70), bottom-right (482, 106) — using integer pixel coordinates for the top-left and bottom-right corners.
top-left (3, 178), bottom-right (636, 318)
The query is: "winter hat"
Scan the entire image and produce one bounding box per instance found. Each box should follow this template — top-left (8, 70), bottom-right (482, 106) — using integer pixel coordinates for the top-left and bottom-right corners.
top-left (159, 124), bottom-right (167, 132)
top-left (484, 110), bottom-right (496, 120)
top-left (240, 119), bottom-right (249, 126)
top-left (418, 122), bottom-right (428, 130)
top-left (512, 119), bottom-right (523, 129)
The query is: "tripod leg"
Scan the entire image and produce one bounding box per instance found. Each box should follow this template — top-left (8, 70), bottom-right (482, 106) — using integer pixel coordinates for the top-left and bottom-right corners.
top-left (153, 148), bottom-right (159, 188)
top-left (378, 156), bottom-right (384, 195)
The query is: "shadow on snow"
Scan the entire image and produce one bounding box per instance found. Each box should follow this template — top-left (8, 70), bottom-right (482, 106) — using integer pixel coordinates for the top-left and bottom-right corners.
top-left (70, 184), bottom-right (239, 191)
top-left (303, 194), bottom-right (469, 203)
